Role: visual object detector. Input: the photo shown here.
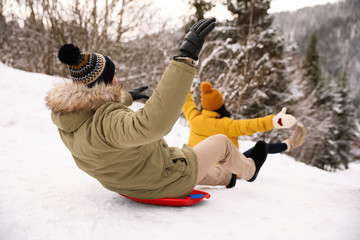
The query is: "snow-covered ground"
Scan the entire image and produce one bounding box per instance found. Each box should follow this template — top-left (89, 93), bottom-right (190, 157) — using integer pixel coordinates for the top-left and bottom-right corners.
top-left (1, 63), bottom-right (359, 240)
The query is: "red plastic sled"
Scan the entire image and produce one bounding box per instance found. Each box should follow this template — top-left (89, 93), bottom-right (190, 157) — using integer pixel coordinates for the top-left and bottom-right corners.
top-left (120, 189), bottom-right (210, 206)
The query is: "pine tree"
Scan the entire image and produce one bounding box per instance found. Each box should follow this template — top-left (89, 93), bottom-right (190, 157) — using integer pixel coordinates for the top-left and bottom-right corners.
top-left (303, 32), bottom-right (321, 94)
top-left (317, 71), bottom-right (356, 170)
top-left (292, 33), bottom-right (356, 170)
top-left (226, 0), bottom-right (272, 35)
top-left (0, 1), bottom-right (4, 42)
top-left (195, 0), bottom-right (295, 122)
top-left (188, 0), bottom-right (215, 20)
top-left (290, 30), bottom-right (330, 169)
top-left (184, 0), bottom-right (216, 32)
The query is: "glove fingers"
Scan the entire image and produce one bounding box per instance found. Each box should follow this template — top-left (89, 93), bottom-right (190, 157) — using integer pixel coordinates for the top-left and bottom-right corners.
top-left (198, 22), bottom-right (216, 39)
top-left (281, 107), bottom-right (287, 114)
top-left (138, 86), bottom-right (148, 92)
top-left (196, 17), bottom-right (216, 34)
top-left (175, 17), bottom-right (216, 61)
top-left (190, 18), bottom-right (207, 31)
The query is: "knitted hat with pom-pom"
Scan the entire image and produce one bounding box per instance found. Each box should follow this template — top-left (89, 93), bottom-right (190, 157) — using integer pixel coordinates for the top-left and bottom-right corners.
top-left (58, 44), bottom-right (115, 87)
top-left (201, 81), bottom-right (224, 111)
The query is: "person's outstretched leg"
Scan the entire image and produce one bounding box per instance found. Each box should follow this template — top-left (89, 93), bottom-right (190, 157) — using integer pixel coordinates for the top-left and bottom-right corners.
top-left (243, 143), bottom-right (287, 157)
top-left (194, 134), bottom-right (255, 185)
top-left (242, 124), bottom-right (307, 157)
top-left (194, 134), bottom-right (267, 186)
top-left (197, 165), bottom-right (231, 186)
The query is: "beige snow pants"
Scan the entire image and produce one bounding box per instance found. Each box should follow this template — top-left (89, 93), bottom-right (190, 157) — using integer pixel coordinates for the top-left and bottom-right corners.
top-left (193, 134), bottom-right (256, 186)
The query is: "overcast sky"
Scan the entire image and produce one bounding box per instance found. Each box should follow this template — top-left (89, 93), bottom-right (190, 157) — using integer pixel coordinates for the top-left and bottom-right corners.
top-left (153, 0), bottom-right (342, 21)
top-left (269, 0), bottom-right (341, 13)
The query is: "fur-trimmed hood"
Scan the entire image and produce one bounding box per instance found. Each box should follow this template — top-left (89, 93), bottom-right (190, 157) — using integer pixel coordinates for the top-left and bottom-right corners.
top-left (46, 81), bottom-right (132, 113)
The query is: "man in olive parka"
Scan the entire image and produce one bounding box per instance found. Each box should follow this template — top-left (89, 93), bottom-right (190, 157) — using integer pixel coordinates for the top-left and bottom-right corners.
top-left (46, 18), bottom-right (268, 200)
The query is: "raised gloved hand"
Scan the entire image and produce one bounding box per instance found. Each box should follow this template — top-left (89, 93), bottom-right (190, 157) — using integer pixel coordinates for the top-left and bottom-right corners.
top-left (128, 86), bottom-right (149, 101)
top-left (173, 17), bottom-right (216, 61)
top-left (272, 107), bottom-right (296, 129)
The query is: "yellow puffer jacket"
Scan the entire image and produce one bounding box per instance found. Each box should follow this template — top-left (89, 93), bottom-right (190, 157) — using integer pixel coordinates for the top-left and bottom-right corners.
top-left (182, 92), bottom-right (275, 148)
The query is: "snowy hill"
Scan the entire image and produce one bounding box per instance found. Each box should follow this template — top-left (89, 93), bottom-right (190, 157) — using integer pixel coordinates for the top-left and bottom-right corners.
top-left (0, 63), bottom-right (359, 240)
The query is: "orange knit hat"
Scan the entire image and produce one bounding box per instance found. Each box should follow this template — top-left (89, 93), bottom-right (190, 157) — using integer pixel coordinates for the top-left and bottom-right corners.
top-left (201, 82), bottom-right (224, 111)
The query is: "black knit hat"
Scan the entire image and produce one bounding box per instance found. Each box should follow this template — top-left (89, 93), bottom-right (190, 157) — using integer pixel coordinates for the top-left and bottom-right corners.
top-left (58, 44), bottom-right (115, 87)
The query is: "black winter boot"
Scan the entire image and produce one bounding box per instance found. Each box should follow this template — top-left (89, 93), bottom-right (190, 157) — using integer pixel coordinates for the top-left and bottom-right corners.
top-left (247, 141), bottom-right (268, 182)
top-left (226, 174), bottom-right (237, 188)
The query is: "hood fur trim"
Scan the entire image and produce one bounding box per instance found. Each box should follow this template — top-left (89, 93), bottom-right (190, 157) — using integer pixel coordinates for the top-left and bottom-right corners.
top-left (46, 81), bottom-right (127, 113)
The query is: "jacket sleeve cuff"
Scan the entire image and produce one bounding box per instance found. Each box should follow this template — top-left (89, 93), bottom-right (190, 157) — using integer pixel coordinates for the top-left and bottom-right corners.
top-left (123, 91), bottom-right (133, 106)
top-left (173, 56), bottom-right (197, 67)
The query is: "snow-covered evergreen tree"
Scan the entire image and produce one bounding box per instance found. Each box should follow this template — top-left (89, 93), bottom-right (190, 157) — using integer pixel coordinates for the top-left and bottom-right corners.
top-left (0, 3), bottom-right (5, 51)
top-left (187, 0), bottom-right (216, 21)
top-left (317, 71), bottom-right (356, 170)
top-left (291, 32), bottom-right (356, 170)
top-left (181, 0), bottom-right (216, 49)
top-left (303, 32), bottom-right (321, 95)
top-left (273, 0), bottom-right (360, 118)
top-left (194, 0), bottom-right (296, 123)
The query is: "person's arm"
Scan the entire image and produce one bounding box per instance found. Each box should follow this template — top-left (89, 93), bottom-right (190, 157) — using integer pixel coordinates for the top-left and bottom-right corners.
top-left (192, 114), bottom-right (274, 138)
top-left (97, 18), bottom-right (216, 147)
top-left (198, 107), bottom-right (296, 137)
top-left (97, 61), bottom-right (196, 147)
top-left (225, 115), bottom-right (275, 136)
top-left (182, 91), bottom-right (201, 122)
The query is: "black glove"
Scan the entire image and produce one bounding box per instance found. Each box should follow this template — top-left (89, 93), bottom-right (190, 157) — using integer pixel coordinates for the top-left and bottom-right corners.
top-left (128, 86), bottom-right (150, 101)
top-left (174, 17), bottom-right (216, 61)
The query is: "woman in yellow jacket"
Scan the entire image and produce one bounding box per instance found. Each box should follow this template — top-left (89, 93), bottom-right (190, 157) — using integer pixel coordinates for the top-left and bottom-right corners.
top-left (183, 82), bottom-right (306, 187)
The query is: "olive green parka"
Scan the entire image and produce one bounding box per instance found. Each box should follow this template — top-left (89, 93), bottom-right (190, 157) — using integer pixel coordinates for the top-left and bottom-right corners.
top-left (46, 60), bottom-right (198, 199)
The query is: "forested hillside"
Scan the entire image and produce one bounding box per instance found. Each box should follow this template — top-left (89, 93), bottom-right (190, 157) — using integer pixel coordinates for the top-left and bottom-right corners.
top-left (273, 0), bottom-right (360, 117)
top-left (1, 0), bottom-right (359, 169)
